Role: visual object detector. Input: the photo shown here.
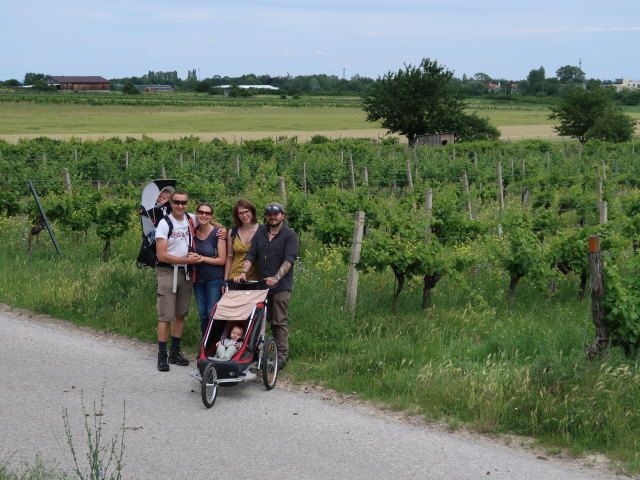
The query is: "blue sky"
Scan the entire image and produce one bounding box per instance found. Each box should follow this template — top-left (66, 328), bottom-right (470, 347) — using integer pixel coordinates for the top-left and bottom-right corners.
top-left (1, 0), bottom-right (638, 83)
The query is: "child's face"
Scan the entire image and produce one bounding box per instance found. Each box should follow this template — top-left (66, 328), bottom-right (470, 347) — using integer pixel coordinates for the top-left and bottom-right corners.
top-left (156, 191), bottom-right (170, 204)
top-left (230, 326), bottom-right (243, 341)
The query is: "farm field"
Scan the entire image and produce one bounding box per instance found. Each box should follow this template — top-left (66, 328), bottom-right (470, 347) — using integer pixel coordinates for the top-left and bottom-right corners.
top-left (0, 100), bottom-right (637, 143)
top-left (0, 101), bottom-right (562, 142)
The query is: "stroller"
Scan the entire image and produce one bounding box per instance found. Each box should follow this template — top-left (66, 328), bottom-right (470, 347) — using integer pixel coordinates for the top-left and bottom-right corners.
top-left (196, 280), bottom-right (278, 408)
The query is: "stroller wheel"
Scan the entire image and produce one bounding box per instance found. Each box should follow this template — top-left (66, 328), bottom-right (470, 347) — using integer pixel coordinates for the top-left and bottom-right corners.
top-left (261, 337), bottom-right (278, 390)
top-left (201, 364), bottom-right (218, 408)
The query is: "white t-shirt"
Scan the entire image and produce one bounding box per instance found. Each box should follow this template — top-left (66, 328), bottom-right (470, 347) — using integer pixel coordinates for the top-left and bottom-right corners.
top-left (155, 213), bottom-right (199, 259)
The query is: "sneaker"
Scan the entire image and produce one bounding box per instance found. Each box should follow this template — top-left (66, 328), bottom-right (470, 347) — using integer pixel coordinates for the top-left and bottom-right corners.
top-left (157, 351), bottom-right (170, 372)
top-left (242, 371), bottom-right (257, 381)
top-left (168, 350), bottom-right (189, 366)
top-left (190, 368), bottom-right (202, 381)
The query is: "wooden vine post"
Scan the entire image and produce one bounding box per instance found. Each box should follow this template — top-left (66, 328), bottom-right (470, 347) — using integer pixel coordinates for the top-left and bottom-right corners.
top-left (346, 211), bottom-right (365, 314)
top-left (497, 161), bottom-right (505, 209)
top-left (425, 188), bottom-right (433, 235)
top-left (279, 176), bottom-right (287, 205)
top-left (585, 235), bottom-right (609, 358)
top-left (63, 168), bottom-right (72, 195)
top-left (462, 170), bottom-right (472, 219)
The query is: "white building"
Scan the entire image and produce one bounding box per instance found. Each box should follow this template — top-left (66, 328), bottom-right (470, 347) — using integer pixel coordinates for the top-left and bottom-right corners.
top-left (605, 78), bottom-right (640, 91)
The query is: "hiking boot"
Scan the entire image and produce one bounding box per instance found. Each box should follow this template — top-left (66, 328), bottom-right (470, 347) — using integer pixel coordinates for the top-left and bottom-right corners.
top-left (277, 361), bottom-right (286, 371)
top-left (157, 351), bottom-right (170, 372)
top-left (168, 350), bottom-right (189, 366)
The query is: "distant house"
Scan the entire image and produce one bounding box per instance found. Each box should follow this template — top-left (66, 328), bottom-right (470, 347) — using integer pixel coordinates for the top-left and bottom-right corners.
top-left (415, 132), bottom-right (455, 147)
top-left (44, 76), bottom-right (110, 91)
top-left (603, 78), bottom-right (640, 91)
top-left (486, 81), bottom-right (519, 94)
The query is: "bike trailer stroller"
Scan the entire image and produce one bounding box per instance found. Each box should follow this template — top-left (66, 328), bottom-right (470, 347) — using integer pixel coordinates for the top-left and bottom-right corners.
top-left (196, 282), bottom-right (278, 408)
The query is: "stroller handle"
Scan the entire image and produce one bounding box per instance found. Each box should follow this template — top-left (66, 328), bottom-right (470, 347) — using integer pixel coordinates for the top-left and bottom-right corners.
top-left (224, 278), bottom-right (269, 290)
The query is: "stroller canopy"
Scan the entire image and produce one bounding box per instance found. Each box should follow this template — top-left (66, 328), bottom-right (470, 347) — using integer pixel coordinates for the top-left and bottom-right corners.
top-left (213, 290), bottom-right (269, 321)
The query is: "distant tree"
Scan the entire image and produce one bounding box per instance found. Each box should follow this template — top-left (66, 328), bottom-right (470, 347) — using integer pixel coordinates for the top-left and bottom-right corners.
top-left (122, 82), bottom-right (140, 95)
top-left (31, 80), bottom-right (56, 91)
top-left (362, 58), bottom-right (499, 145)
top-left (588, 105), bottom-right (637, 142)
top-left (555, 65), bottom-right (585, 84)
top-left (622, 90), bottom-right (640, 106)
top-left (24, 73), bottom-right (46, 85)
top-left (549, 86), bottom-right (636, 143)
top-left (525, 66), bottom-right (545, 94)
top-left (473, 72), bottom-right (492, 83)
top-left (3, 79), bottom-right (20, 87)
top-left (586, 78), bottom-right (602, 90)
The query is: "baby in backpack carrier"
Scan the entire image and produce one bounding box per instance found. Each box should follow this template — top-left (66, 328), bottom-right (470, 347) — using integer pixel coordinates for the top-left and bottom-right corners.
top-left (216, 324), bottom-right (244, 360)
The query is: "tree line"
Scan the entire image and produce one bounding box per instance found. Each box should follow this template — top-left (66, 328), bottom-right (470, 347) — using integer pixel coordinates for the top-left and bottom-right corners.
top-left (2, 64), bottom-right (639, 104)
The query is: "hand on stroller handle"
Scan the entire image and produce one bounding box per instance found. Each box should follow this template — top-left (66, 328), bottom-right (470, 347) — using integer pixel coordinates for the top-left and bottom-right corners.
top-left (223, 278), bottom-right (268, 291)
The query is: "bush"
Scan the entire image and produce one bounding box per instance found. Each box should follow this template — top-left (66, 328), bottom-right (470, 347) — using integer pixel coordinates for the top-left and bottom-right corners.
top-left (122, 82), bottom-right (140, 95)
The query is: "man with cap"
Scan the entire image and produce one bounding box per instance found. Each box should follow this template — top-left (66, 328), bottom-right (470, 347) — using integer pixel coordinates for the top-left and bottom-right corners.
top-left (234, 202), bottom-right (299, 370)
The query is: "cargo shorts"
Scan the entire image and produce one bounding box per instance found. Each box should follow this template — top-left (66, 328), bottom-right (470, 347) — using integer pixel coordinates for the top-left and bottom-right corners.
top-left (157, 266), bottom-right (193, 322)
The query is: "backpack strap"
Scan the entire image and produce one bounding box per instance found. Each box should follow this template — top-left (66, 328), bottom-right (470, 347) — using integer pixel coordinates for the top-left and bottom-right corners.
top-left (231, 227), bottom-right (238, 242)
top-left (162, 214), bottom-right (174, 238)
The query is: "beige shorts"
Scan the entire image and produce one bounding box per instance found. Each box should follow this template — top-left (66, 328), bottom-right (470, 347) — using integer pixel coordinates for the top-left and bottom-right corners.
top-left (157, 266), bottom-right (193, 322)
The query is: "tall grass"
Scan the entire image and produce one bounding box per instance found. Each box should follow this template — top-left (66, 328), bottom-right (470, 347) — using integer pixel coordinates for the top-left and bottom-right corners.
top-left (2, 216), bottom-right (640, 471)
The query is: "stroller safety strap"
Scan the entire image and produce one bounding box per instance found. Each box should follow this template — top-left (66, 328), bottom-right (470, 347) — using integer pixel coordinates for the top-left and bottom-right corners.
top-left (172, 264), bottom-right (190, 293)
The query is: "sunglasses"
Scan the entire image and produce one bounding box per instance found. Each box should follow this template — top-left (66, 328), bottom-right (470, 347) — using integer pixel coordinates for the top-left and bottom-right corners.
top-left (196, 210), bottom-right (213, 215)
top-left (265, 206), bottom-right (283, 213)
top-left (171, 200), bottom-right (188, 205)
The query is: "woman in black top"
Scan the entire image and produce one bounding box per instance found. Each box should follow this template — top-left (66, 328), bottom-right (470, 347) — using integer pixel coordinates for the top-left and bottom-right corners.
top-left (193, 202), bottom-right (227, 336)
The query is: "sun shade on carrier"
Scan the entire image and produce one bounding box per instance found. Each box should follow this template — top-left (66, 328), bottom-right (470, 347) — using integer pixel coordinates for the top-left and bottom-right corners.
top-left (213, 290), bottom-right (269, 321)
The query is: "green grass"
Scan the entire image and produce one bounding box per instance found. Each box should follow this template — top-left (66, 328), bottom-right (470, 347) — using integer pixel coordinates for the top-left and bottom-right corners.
top-left (2, 215), bottom-right (640, 473)
top-left (0, 98), bottom-right (596, 138)
top-left (0, 103), bottom-right (374, 135)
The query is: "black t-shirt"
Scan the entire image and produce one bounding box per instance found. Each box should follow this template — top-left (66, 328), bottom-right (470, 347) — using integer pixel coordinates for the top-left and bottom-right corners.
top-left (245, 224), bottom-right (299, 293)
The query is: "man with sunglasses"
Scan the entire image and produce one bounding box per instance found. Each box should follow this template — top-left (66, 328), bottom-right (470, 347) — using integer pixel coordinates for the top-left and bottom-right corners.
top-left (154, 190), bottom-right (203, 372)
top-left (235, 201), bottom-right (299, 371)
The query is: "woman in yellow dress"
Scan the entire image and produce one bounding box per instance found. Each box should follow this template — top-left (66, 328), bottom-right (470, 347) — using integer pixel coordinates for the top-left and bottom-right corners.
top-left (224, 199), bottom-right (261, 282)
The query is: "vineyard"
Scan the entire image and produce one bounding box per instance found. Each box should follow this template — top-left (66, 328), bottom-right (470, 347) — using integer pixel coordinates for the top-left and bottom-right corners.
top-left (3, 134), bottom-right (640, 469)
top-left (3, 135), bottom-right (640, 336)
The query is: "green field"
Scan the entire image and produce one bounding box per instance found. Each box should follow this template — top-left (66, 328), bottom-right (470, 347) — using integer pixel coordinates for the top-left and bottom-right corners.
top-left (0, 103), bottom-right (374, 135)
top-left (1, 92), bottom-right (638, 141)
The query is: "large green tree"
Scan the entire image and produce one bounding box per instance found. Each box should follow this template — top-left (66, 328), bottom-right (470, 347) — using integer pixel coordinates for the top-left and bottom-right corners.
top-left (548, 86), bottom-right (636, 143)
top-left (555, 65), bottom-right (585, 84)
top-left (362, 58), bottom-right (498, 145)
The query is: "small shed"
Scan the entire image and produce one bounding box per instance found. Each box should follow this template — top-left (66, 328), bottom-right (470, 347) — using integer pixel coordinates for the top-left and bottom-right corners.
top-left (415, 132), bottom-right (455, 147)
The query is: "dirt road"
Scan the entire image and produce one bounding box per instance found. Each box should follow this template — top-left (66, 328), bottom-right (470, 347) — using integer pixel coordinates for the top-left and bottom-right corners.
top-left (0, 305), bottom-right (626, 480)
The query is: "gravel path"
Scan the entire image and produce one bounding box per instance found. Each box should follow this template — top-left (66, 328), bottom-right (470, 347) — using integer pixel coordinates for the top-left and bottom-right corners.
top-left (0, 305), bottom-right (628, 480)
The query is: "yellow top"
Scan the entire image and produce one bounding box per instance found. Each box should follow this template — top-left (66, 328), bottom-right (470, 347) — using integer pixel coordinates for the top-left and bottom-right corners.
top-left (228, 235), bottom-right (258, 280)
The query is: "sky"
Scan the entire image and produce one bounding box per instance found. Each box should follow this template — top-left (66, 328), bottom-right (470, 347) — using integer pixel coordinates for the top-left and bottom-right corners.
top-left (1, 0), bottom-right (638, 83)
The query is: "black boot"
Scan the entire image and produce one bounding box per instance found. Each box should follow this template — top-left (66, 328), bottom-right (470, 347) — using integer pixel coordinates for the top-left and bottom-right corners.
top-left (168, 350), bottom-right (189, 366)
top-left (157, 351), bottom-right (170, 371)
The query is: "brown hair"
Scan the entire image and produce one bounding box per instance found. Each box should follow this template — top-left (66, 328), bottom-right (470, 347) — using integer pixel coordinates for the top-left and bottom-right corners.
top-left (232, 198), bottom-right (257, 228)
top-left (195, 202), bottom-right (214, 227)
top-left (171, 190), bottom-right (189, 201)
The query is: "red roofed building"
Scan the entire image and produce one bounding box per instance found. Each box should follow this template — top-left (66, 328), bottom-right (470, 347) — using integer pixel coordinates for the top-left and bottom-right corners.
top-left (44, 76), bottom-right (110, 91)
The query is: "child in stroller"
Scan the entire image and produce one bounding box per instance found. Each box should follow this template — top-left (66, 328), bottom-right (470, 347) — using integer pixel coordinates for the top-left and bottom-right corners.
top-left (216, 324), bottom-right (244, 360)
top-left (196, 281), bottom-right (279, 408)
